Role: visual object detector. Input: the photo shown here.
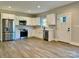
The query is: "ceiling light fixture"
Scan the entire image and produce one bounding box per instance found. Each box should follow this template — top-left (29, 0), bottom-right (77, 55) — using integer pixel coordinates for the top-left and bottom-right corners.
top-left (8, 6), bottom-right (12, 8)
top-left (37, 5), bottom-right (40, 8)
top-left (28, 10), bottom-right (31, 13)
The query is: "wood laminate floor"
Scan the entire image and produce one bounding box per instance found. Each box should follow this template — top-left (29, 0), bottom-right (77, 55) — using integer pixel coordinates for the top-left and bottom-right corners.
top-left (0, 38), bottom-right (79, 58)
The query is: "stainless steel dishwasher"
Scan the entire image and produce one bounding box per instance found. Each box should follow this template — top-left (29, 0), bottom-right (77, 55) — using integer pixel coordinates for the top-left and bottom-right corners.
top-left (43, 27), bottom-right (48, 41)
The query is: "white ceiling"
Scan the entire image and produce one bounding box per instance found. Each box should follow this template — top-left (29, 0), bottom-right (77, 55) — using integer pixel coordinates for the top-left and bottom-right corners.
top-left (0, 1), bottom-right (75, 14)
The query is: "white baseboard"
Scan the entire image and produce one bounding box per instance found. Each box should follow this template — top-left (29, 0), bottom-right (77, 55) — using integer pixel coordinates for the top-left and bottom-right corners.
top-left (29, 37), bottom-right (79, 46)
top-left (54, 38), bottom-right (79, 46)
top-left (28, 37), bottom-right (79, 46)
top-left (70, 42), bottom-right (79, 46)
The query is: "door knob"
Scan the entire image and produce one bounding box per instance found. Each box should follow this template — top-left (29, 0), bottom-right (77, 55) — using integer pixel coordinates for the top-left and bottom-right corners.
top-left (68, 28), bottom-right (70, 32)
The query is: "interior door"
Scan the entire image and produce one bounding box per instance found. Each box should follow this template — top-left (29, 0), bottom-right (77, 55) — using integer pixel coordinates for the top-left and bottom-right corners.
top-left (57, 12), bottom-right (71, 42)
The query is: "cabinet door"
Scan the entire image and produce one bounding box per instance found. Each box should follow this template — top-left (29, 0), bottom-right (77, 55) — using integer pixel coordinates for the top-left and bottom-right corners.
top-left (36, 17), bottom-right (40, 25)
top-left (30, 17), bottom-right (40, 26)
top-left (15, 30), bottom-right (20, 39)
top-left (47, 14), bottom-right (56, 25)
top-left (49, 30), bottom-right (54, 41)
top-left (33, 18), bottom-right (37, 25)
top-left (32, 18), bottom-right (37, 25)
top-left (35, 30), bottom-right (43, 39)
top-left (26, 17), bottom-right (32, 25)
top-left (15, 16), bottom-right (19, 25)
top-left (1, 13), bottom-right (15, 19)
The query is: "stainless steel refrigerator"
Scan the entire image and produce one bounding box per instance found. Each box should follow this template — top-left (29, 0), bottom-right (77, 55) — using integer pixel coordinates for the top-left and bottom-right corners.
top-left (2, 19), bottom-right (14, 41)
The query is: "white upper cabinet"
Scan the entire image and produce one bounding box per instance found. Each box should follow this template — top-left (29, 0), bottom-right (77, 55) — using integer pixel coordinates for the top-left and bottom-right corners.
top-left (30, 17), bottom-right (40, 26)
top-left (1, 13), bottom-right (41, 26)
top-left (30, 18), bottom-right (35, 25)
top-left (37, 17), bottom-right (41, 25)
top-left (26, 17), bottom-right (32, 25)
top-left (14, 16), bottom-right (19, 25)
top-left (1, 13), bottom-right (15, 19)
top-left (15, 16), bottom-right (32, 25)
top-left (46, 14), bottom-right (56, 25)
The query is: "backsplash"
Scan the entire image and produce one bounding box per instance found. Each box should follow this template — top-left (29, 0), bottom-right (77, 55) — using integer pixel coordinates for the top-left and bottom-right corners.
top-left (16, 25), bottom-right (33, 30)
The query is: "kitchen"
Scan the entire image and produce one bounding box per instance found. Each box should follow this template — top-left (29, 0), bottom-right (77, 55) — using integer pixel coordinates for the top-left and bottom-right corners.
top-left (0, 1), bottom-right (79, 58)
top-left (0, 13), bottom-right (56, 42)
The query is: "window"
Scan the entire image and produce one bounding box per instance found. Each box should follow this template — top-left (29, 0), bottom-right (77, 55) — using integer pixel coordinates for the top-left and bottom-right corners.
top-left (40, 16), bottom-right (47, 27)
top-left (42, 18), bottom-right (47, 26)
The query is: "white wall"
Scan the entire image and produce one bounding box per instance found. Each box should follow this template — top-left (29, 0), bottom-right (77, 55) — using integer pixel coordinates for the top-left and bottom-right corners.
top-left (54, 2), bottom-right (79, 46)
top-left (38, 2), bottom-right (79, 46)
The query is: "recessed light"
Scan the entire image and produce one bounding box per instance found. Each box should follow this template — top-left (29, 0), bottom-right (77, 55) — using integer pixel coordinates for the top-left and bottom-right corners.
top-left (8, 6), bottom-right (12, 8)
top-left (37, 5), bottom-right (40, 8)
top-left (28, 10), bottom-right (31, 12)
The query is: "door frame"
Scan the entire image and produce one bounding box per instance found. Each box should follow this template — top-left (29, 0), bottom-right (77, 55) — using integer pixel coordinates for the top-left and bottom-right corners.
top-left (57, 12), bottom-right (72, 43)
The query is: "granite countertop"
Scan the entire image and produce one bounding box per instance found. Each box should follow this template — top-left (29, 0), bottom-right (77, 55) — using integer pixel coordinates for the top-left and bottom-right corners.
top-left (37, 29), bottom-right (54, 31)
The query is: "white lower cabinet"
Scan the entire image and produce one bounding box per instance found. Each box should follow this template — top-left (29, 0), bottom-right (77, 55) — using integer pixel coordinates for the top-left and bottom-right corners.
top-left (43, 29), bottom-right (54, 41)
top-left (34, 29), bottom-right (43, 39)
top-left (37, 30), bottom-right (43, 39)
top-left (48, 30), bottom-right (54, 41)
top-left (34, 29), bottom-right (54, 41)
top-left (15, 29), bottom-right (20, 39)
